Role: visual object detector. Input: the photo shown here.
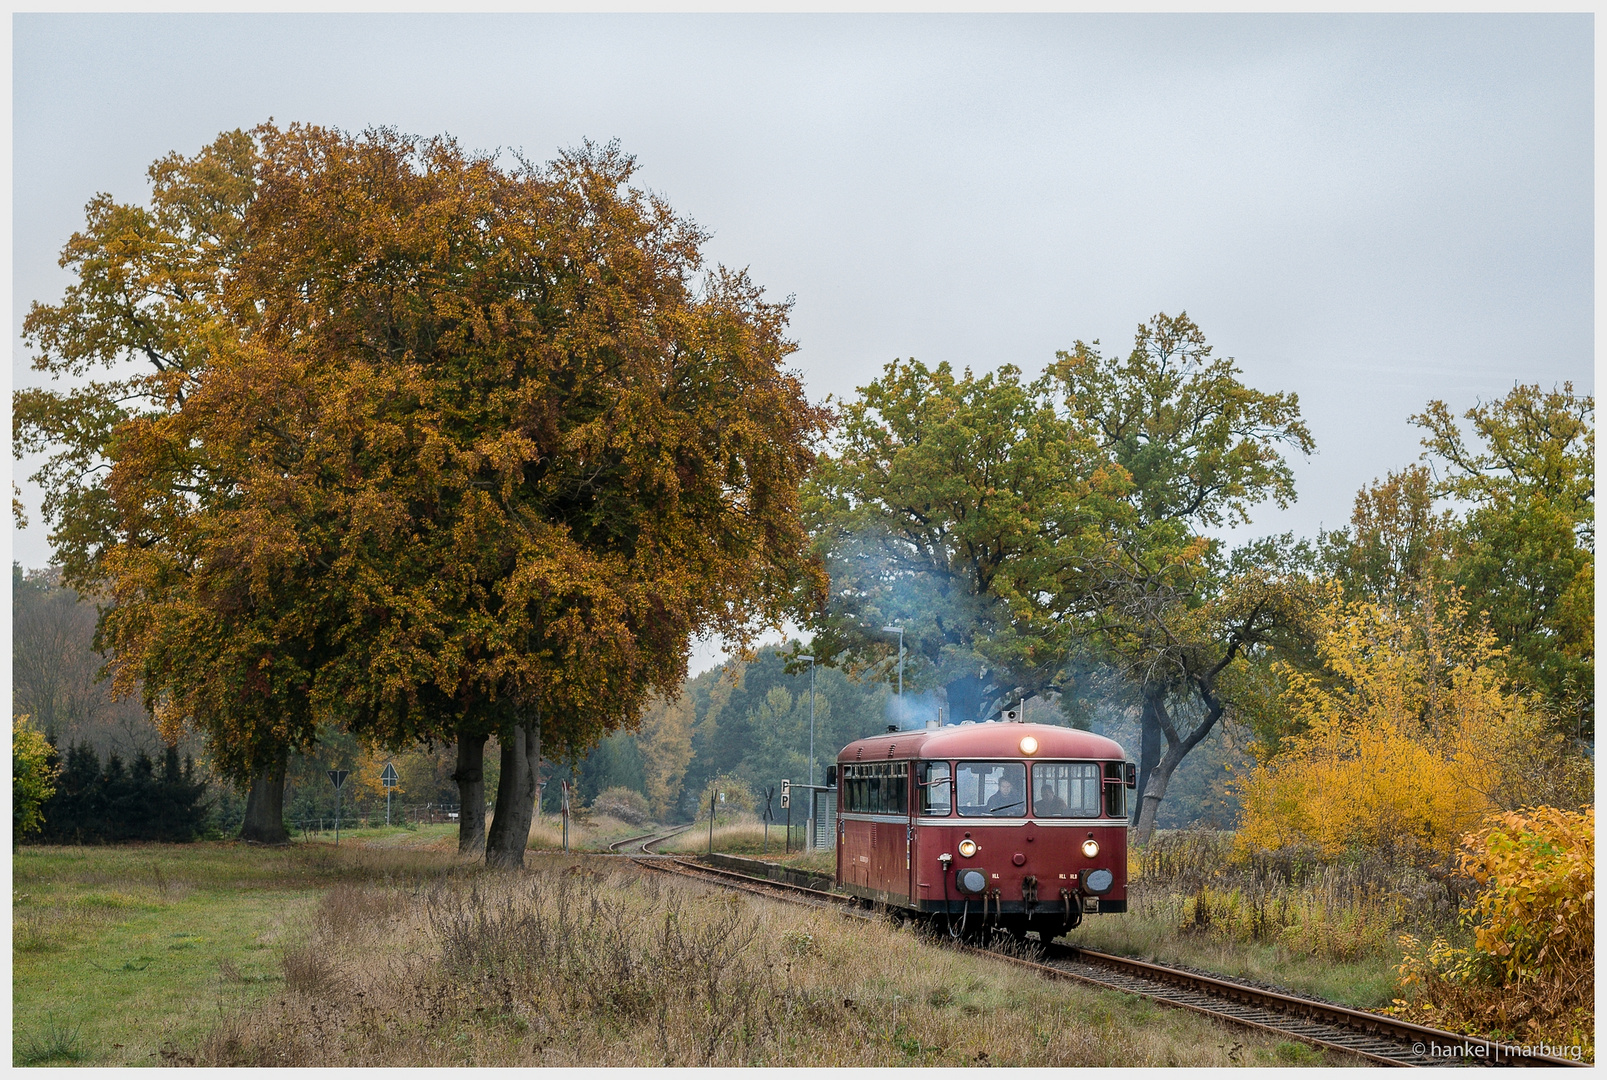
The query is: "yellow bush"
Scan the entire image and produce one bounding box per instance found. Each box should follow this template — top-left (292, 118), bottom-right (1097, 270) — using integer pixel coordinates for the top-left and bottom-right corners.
top-left (1391, 806), bottom-right (1593, 1057)
top-left (1235, 590), bottom-right (1565, 860)
top-left (1460, 805), bottom-right (1593, 989)
top-left (13, 715), bottom-right (58, 838)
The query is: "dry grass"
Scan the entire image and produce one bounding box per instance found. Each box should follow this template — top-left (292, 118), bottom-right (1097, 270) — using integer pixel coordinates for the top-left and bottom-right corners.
top-left (525, 812), bottom-right (645, 852)
top-left (658, 818), bottom-right (793, 856)
top-left (1139, 830), bottom-right (1461, 960)
top-left (170, 859), bottom-right (1350, 1067)
top-left (1069, 829), bottom-right (1465, 1009)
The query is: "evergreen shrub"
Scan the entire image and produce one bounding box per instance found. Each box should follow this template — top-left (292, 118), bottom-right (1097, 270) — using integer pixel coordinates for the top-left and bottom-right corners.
top-left (31, 742), bottom-right (209, 844)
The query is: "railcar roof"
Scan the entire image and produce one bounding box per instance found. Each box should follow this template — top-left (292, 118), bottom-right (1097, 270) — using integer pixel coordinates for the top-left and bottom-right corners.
top-left (837, 721), bottom-right (1127, 763)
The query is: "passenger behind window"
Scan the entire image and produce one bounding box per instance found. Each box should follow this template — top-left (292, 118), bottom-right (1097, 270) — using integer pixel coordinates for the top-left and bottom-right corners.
top-left (1034, 783), bottom-right (1068, 816)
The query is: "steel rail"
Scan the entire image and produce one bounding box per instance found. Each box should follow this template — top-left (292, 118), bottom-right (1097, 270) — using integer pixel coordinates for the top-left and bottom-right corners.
top-left (606, 824), bottom-right (696, 855)
top-left (629, 855), bottom-right (1586, 1069)
top-left (607, 829), bottom-right (661, 852)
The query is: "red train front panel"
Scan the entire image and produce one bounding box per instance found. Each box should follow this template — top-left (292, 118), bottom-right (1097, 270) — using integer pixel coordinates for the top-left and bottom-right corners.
top-left (837, 722), bottom-right (1132, 931)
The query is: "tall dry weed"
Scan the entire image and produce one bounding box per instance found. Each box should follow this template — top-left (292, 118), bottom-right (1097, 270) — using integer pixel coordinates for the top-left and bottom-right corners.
top-left (182, 859), bottom-right (1338, 1067)
top-left (1132, 828), bottom-right (1462, 963)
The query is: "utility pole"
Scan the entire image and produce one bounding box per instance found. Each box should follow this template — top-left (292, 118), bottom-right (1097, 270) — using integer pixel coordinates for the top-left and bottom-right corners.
top-left (798, 655), bottom-right (818, 791)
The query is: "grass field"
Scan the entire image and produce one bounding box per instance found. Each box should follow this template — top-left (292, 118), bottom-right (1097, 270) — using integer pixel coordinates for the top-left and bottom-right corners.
top-left (14, 835), bottom-right (1355, 1067)
top-left (12, 831), bottom-right (471, 1065)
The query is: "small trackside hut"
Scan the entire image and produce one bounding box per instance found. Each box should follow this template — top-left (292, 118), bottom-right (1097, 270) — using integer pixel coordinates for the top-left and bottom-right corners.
top-left (833, 721), bottom-right (1135, 942)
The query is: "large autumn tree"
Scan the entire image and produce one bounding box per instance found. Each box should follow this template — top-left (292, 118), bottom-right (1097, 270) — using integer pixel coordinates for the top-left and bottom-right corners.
top-left (68, 123), bottom-right (828, 867)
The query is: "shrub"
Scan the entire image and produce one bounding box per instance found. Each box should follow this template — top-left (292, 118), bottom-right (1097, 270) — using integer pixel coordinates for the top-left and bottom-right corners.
top-left (1235, 592), bottom-right (1583, 861)
top-left (1462, 805), bottom-right (1593, 990)
top-left (696, 774), bottom-right (755, 820)
top-left (31, 742), bottom-right (209, 844)
top-left (592, 787), bottom-right (651, 826)
top-left (1392, 806), bottom-right (1594, 1057)
top-left (13, 715), bottom-right (58, 838)
top-left (1130, 828), bottom-right (1460, 964)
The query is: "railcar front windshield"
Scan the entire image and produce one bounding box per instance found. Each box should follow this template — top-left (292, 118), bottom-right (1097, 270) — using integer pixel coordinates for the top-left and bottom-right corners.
top-left (955, 761), bottom-right (1026, 817)
top-left (1030, 762), bottom-right (1102, 817)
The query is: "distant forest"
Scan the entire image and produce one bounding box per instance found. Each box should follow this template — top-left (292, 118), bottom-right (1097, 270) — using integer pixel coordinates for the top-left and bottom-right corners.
top-left (14, 562), bottom-right (1239, 829)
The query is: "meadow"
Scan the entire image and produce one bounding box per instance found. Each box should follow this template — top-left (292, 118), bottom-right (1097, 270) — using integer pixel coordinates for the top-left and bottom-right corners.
top-left (14, 833), bottom-right (1350, 1068)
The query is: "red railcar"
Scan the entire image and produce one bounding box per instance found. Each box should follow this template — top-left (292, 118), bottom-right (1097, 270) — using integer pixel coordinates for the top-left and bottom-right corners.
top-left (832, 720), bottom-right (1134, 941)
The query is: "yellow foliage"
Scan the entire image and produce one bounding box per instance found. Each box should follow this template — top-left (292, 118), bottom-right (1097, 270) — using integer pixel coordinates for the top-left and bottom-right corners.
top-left (636, 692), bottom-right (695, 821)
top-left (13, 715), bottom-right (59, 837)
top-left (1235, 589), bottom-right (1559, 859)
top-left (352, 744), bottom-right (403, 803)
top-left (1391, 807), bottom-right (1594, 1058)
top-left (1459, 805), bottom-right (1593, 988)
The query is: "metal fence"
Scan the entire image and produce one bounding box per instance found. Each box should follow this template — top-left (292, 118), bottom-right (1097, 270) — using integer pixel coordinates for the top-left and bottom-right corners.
top-left (293, 802), bottom-right (473, 836)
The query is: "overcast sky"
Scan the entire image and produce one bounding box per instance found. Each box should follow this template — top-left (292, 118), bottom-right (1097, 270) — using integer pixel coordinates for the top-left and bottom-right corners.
top-left (12, 14), bottom-right (1593, 671)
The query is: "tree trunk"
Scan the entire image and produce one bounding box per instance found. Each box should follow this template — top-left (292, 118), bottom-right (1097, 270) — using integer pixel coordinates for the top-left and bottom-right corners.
top-left (1133, 690), bottom-right (1163, 841)
top-left (452, 730), bottom-right (488, 856)
top-left (485, 713), bottom-right (540, 870)
top-left (239, 746), bottom-right (290, 844)
top-left (1132, 692), bottom-right (1223, 844)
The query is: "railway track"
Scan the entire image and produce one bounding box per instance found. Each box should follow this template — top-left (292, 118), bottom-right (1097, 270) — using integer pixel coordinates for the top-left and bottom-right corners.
top-left (606, 823), bottom-right (695, 854)
top-left (630, 855), bottom-right (1586, 1069)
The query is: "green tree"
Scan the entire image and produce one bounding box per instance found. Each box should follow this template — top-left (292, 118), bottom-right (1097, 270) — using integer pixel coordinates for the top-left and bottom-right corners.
top-left (13, 716), bottom-right (59, 839)
top-left (675, 649), bottom-right (887, 821)
top-left (1414, 383), bottom-right (1593, 736)
top-left (1085, 538), bottom-right (1322, 840)
top-left (805, 313), bottom-right (1313, 839)
top-left (1055, 312), bottom-right (1316, 840)
top-left (804, 359), bottom-right (1124, 722)
top-left (1319, 465), bottom-right (1457, 604)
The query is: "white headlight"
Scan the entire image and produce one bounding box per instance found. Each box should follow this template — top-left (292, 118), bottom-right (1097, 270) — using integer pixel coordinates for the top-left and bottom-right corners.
top-left (1081, 839), bottom-right (1100, 858)
top-left (1019, 736), bottom-right (1039, 755)
top-left (958, 839), bottom-right (978, 858)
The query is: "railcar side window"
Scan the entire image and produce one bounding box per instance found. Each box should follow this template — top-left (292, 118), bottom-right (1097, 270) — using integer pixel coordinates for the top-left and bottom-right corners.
top-left (842, 762), bottom-right (909, 814)
top-left (1030, 763), bottom-right (1102, 817)
top-left (919, 762), bottom-right (952, 816)
top-left (955, 762), bottom-right (1026, 817)
top-left (1103, 761), bottom-right (1126, 818)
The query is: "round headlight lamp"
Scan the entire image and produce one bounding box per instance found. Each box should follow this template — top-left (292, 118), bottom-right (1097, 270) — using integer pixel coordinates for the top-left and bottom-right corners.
top-left (1081, 838), bottom-right (1100, 858)
top-left (1019, 736), bottom-right (1039, 755)
top-left (957, 839), bottom-right (978, 858)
